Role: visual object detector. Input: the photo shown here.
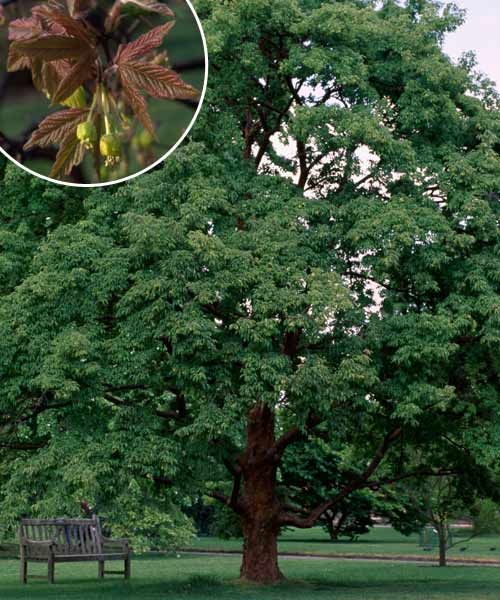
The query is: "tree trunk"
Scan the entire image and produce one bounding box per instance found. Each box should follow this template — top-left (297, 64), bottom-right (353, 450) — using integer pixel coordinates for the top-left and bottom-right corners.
top-left (325, 516), bottom-right (338, 541)
top-left (241, 517), bottom-right (282, 584)
top-left (437, 526), bottom-right (447, 567)
top-left (328, 510), bottom-right (349, 541)
top-left (239, 404), bottom-right (283, 584)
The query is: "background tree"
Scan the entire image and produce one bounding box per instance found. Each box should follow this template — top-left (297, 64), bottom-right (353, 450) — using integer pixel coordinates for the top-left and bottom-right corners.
top-left (403, 468), bottom-right (500, 566)
top-left (0, 0), bottom-right (499, 586)
top-left (472, 499), bottom-right (500, 540)
top-left (281, 435), bottom-right (427, 541)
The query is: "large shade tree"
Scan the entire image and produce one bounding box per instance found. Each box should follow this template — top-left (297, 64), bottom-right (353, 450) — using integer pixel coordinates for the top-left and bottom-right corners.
top-left (1, 0), bottom-right (500, 584)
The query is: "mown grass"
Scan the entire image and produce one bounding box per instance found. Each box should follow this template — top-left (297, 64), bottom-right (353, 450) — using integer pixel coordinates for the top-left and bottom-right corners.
top-left (0, 554), bottom-right (499, 600)
top-left (3, 526), bottom-right (499, 563)
top-left (187, 526), bottom-right (500, 561)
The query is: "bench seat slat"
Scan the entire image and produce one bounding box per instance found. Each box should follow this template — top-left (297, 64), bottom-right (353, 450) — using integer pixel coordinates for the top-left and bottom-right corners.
top-left (53, 553), bottom-right (127, 562)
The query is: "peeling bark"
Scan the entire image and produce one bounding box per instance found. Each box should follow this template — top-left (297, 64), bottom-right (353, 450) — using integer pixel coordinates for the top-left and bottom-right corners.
top-left (239, 404), bottom-right (283, 583)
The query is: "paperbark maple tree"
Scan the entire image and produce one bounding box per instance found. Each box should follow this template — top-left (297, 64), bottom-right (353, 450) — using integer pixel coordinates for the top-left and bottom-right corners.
top-left (0, 0), bottom-right (499, 586)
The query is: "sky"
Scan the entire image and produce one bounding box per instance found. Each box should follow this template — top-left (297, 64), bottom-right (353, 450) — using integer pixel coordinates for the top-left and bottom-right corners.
top-left (444, 0), bottom-right (500, 89)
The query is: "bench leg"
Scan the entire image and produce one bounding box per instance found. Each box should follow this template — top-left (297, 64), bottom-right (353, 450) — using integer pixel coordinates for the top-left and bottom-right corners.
top-left (98, 560), bottom-right (104, 578)
top-left (48, 557), bottom-right (55, 584)
top-left (124, 555), bottom-right (131, 580)
top-left (20, 558), bottom-right (27, 584)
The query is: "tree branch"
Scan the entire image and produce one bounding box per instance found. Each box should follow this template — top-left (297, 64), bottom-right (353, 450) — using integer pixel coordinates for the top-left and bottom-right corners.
top-left (104, 383), bottom-right (145, 392)
top-left (254, 96), bottom-right (295, 168)
top-left (296, 139), bottom-right (309, 189)
top-left (0, 437), bottom-right (49, 450)
top-left (153, 475), bottom-right (173, 487)
top-left (103, 392), bottom-right (183, 420)
top-left (229, 471), bottom-right (242, 509)
top-left (278, 426), bottom-right (402, 527)
top-left (366, 468), bottom-right (457, 490)
top-left (0, 394), bottom-right (71, 428)
top-left (207, 490), bottom-right (230, 504)
top-left (274, 413), bottom-right (322, 457)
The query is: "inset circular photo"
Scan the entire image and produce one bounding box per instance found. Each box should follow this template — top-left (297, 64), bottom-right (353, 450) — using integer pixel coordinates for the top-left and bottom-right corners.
top-left (0, 0), bottom-right (207, 186)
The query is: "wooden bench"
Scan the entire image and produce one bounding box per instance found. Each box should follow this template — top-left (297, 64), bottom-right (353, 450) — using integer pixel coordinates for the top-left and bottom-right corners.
top-left (19, 516), bottom-right (131, 584)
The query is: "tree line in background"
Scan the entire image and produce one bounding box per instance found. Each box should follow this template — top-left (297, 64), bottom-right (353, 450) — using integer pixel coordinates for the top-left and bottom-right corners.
top-left (0, 0), bottom-right (499, 584)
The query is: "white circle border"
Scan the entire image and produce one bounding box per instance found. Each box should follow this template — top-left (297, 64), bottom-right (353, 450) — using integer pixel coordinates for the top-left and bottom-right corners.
top-left (0, 0), bottom-right (209, 188)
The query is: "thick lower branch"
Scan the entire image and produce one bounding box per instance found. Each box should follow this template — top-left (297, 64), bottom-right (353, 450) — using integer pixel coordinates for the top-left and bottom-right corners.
top-left (1, 395), bottom-right (70, 429)
top-left (0, 437), bottom-right (49, 450)
top-left (279, 426), bottom-right (402, 527)
top-left (207, 489), bottom-right (245, 514)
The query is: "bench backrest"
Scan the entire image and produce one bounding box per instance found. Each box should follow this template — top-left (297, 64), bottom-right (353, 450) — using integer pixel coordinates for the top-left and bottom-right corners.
top-left (20, 517), bottom-right (103, 555)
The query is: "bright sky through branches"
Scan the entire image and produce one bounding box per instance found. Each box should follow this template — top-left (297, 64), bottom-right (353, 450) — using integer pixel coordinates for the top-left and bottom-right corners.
top-left (444, 0), bottom-right (500, 89)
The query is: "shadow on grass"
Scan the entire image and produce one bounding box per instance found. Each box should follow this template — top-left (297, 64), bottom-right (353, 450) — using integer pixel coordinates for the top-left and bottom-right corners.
top-left (281, 537), bottom-right (402, 545)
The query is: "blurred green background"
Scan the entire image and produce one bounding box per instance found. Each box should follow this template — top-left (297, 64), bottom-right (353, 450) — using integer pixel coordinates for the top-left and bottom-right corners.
top-left (0, 0), bottom-right (206, 183)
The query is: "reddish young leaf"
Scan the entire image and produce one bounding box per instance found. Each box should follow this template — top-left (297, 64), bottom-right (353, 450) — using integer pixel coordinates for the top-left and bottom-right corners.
top-left (52, 58), bottom-right (73, 77)
top-left (105, 0), bottom-right (122, 33)
top-left (7, 47), bottom-right (31, 72)
top-left (31, 4), bottom-right (69, 35)
top-left (119, 61), bottom-right (199, 100)
top-left (120, 0), bottom-right (174, 18)
top-left (8, 17), bottom-right (43, 41)
top-left (51, 50), bottom-right (96, 105)
top-left (115, 21), bottom-right (174, 64)
top-left (41, 61), bottom-right (63, 98)
top-left (50, 130), bottom-right (86, 178)
top-left (47, 11), bottom-right (96, 44)
top-left (121, 76), bottom-right (155, 135)
top-left (28, 59), bottom-right (72, 97)
top-left (49, 59), bottom-right (73, 88)
top-left (12, 35), bottom-right (91, 61)
top-left (66, 0), bottom-right (94, 17)
top-left (30, 57), bottom-right (45, 92)
top-left (24, 108), bottom-right (88, 151)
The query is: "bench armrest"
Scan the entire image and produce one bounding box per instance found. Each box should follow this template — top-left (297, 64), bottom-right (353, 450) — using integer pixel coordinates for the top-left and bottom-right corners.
top-left (101, 536), bottom-right (130, 550)
top-left (22, 539), bottom-right (56, 546)
top-left (21, 539), bottom-right (55, 558)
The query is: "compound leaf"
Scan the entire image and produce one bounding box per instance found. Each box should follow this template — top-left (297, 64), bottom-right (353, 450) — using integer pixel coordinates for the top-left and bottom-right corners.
top-left (115, 21), bottom-right (175, 63)
top-left (24, 107), bottom-right (88, 151)
top-left (11, 35), bottom-right (90, 61)
top-left (50, 130), bottom-right (86, 178)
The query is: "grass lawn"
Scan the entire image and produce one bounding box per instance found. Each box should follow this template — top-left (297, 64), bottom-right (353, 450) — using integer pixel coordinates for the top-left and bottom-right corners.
top-left (0, 554), bottom-right (499, 600)
top-left (187, 526), bottom-right (500, 562)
